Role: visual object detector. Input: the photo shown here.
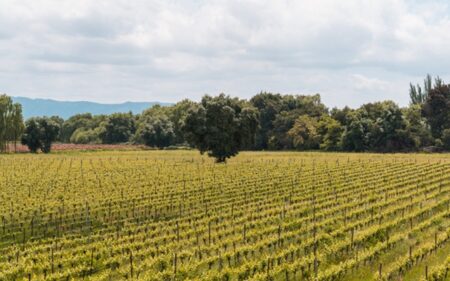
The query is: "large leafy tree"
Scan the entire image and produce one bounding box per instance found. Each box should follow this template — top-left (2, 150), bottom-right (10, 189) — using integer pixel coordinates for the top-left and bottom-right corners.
top-left (318, 115), bottom-right (343, 151)
top-left (368, 101), bottom-right (414, 152)
top-left (250, 92), bottom-right (284, 150)
top-left (70, 127), bottom-right (102, 144)
top-left (61, 113), bottom-right (106, 143)
top-left (287, 115), bottom-right (320, 150)
top-left (21, 117), bottom-right (60, 153)
top-left (9, 103), bottom-right (24, 152)
top-left (422, 83), bottom-right (450, 139)
top-left (184, 94), bottom-right (259, 163)
top-left (167, 100), bottom-right (195, 145)
top-left (402, 105), bottom-right (433, 148)
top-left (99, 112), bottom-right (136, 144)
top-left (340, 111), bottom-right (370, 152)
top-left (136, 115), bottom-right (175, 148)
top-left (268, 111), bottom-right (298, 150)
top-left (0, 94), bottom-right (24, 153)
top-left (409, 74), bottom-right (432, 105)
top-left (341, 101), bottom-right (416, 152)
top-left (250, 93), bottom-right (327, 150)
top-left (136, 101), bottom-right (195, 146)
top-left (21, 119), bottom-right (41, 153)
top-left (39, 117), bottom-right (60, 153)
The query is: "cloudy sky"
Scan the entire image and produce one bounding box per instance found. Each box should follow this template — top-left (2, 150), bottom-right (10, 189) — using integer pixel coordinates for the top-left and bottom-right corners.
top-left (1, 0), bottom-right (450, 107)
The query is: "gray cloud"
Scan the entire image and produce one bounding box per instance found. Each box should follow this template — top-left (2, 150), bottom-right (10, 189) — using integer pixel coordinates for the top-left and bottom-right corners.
top-left (1, 0), bottom-right (450, 107)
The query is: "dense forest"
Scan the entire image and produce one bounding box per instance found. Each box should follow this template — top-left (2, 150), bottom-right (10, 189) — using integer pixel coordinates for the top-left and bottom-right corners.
top-left (1, 75), bottom-right (450, 158)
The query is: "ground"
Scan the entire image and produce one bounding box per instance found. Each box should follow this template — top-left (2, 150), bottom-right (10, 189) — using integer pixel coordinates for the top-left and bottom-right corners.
top-left (0, 151), bottom-right (449, 280)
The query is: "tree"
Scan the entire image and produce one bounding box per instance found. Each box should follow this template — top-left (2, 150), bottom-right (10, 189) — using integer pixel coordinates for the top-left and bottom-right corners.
top-left (409, 74), bottom-right (444, 105)
top-left (10, 103), bottom-right (25, 152)
top-left (341, 111), bottom-right (371, 152)
top-left (318, 116), bottom-right (343, 151)
top-left (136, 115), bottom-right (175, 148)
top-left (268, 111), bottom-right (298, 150)
top-left (0, 94), bottom-right (24, 153)
top-left (21, 117), bottom-right (60, 153)
top-left (60, 113), bottom-right (107, 143)
top-left (403, 104), bottom-right (433, 148)
top-left (410, 74), bottom-right (431, 105)
top-left (169, 99), bottom-right (196, 144)
top-left (60, 113), bottom-right (93, 142)
top-left (99, 112), bottom-right (136, 144)
top-left (287, 115), bottom-right (320, 150)
top-left (38, 118), bottom-right (60, 153)
top-left (422, 83), bottom-right (450, 138)
top-left (49, 116), bottom-right (64, 141)
top-left (250, 93), bottom-right (327, 150)
top-left (21, 119), bottom-right (41, 153)
top-left (239, 107), bottom-right (260, 150)
top-left (442, 129), bottom-right (450, 151)
top-left (250, 92), bottom-right (284, 150)
top-left (281, 94), bottom-right (327, 117)
top-left (330, 106), bottom-right (354, 127)
top-left (184, 94), bottom-right (259, 163)
top-left (70, 128), bottom-right (102, 144)
top-left (341, 101), bottom-right (416, 152)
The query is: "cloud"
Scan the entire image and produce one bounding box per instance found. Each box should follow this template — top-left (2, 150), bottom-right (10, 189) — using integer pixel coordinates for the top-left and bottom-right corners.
top-left (0, 0), bottom-right (450, 107)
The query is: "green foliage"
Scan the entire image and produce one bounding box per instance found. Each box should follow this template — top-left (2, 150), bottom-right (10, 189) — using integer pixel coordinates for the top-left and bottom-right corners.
top-left (61, 113), bottom-right (106, 143)
top-left (366, 101), bottom-right (415, 152)
top-left (0, 94), bottom-right (24, 153)
top-left (251, 93), bottom-right (327, 150)
top-left (250, 92), bottom-right (284, 150)
top-left (21, 117), bottom-right (60, 153)
top-left (99, 112), bottom-right (136, 144)
top-left (239, 107), bottom-right (260, 150)
top-left (136, 114), bottom-right (175, 148)
top-left (12, 78), bottom-right (450, 154)
top-left (168, 99), bottom-right (196, 144)
top-left (409, 74), bottom-right (432, 105)
top-left (341, 101), bottom-right (416, 152)
top-left (403, 104), bottom-right (433, 148)
top-left (70, 128), bottom-right (102, 144)
top-left (184, 94), bottom-right (258, 162)
top-left (39, 117), bottom-right (61, 153)
top-left (318, 116), bottom-right (343, 151)
top-left (341, 111), bottom-right (370, 152)
top-left (287, 115), bottom-right (320, 150)
top-left (268, 111), bottom-right (298, 150)
top-left (21, 119), bottom-right (41, 153)
top-left (422, 83), bottom-right (450, 138)
top-left (441, 129), bottom-right (450, 151)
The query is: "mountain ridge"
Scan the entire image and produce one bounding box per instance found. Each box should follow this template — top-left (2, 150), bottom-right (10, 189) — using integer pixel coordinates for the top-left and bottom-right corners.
top-left (12, 96), bottom-right (172, 119)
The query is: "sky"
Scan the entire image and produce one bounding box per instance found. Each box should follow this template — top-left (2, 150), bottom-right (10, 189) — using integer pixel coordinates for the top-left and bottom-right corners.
top-left (1, 0), bottom-right (450, 108)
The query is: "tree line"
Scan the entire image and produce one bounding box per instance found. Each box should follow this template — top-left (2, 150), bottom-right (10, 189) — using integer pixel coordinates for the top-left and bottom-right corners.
top-left (1, 74), bottom-right (450, 161)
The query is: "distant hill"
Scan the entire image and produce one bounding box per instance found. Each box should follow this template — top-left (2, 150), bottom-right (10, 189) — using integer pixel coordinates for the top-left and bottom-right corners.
top-left (12, 97), bottom-right (172, 119)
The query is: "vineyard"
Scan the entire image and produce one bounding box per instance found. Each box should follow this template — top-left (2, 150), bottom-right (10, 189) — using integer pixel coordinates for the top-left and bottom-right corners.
top-left (0, 151), bottom-right (449, 281)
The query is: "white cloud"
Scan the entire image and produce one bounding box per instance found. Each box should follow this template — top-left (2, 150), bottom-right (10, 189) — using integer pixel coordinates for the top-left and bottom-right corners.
top-left (0, 0), bottom-right (450, 107)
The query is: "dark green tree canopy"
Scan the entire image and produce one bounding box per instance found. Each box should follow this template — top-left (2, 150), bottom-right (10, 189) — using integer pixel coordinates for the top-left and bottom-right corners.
top-left (21, 117), bottom-right (60, 153)
top-left (184, 94), bottom-right (259, 162)
top-left (136, 114), bottom-right (175, 148)
top-left (422, 83), bottom-right (450, 139)
top-left (21, 119), bottom-right (41, 153)
top-left (99, 112), bottom-right (136, 144)
top-left (8, 74), bottom-right (450, 155)
top-left (0, 94), bottom-right (24, 153)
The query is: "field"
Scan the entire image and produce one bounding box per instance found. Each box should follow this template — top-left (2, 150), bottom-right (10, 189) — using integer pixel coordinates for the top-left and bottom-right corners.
top-left (0, 151), bottom-right (450, 281)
